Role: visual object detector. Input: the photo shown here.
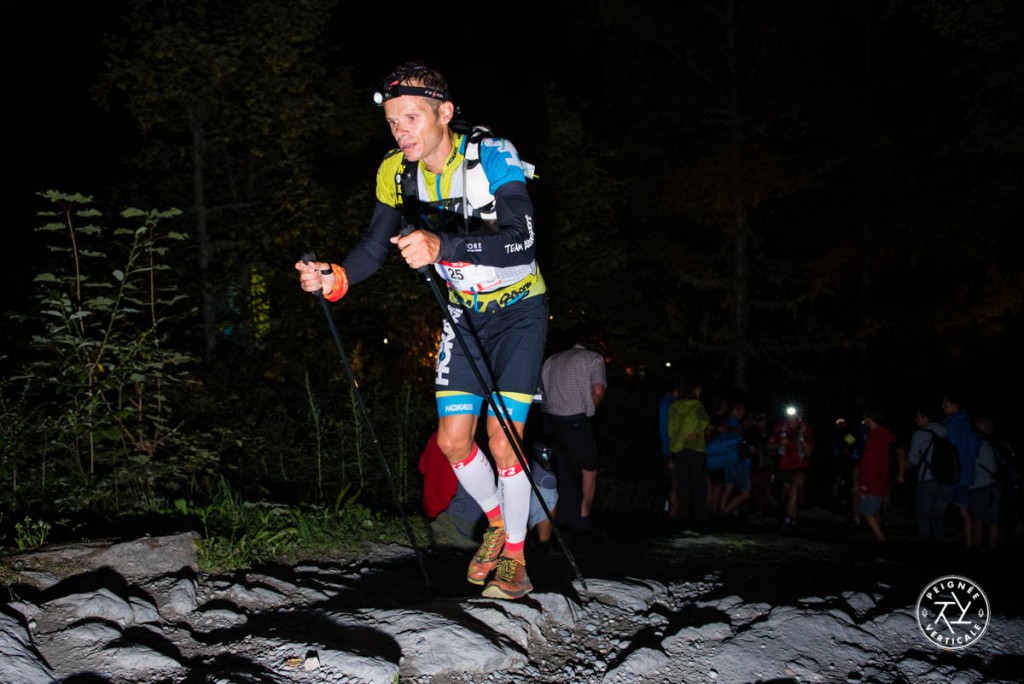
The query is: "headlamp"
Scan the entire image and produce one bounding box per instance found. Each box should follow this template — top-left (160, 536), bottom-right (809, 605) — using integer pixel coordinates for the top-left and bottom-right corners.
top-left (373, 82), bottom-right (451, 107)
top-left (785, 405), bottom-right (798, 417)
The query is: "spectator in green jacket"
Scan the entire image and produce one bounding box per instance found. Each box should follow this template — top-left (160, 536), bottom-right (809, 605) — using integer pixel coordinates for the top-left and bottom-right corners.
top-left (667, 378), bottom-right (710, 526)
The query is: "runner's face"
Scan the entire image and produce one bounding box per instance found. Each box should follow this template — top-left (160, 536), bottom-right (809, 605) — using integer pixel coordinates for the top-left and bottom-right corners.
top-left (383, 95), bottom-right (452, 169)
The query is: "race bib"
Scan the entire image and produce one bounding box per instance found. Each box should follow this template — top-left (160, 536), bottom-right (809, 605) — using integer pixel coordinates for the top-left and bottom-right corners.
top-left (439, 262), bottom-right (501, 292)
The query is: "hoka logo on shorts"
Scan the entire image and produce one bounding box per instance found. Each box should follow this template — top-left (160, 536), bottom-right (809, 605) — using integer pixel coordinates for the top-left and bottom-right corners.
top-left (435, 306), bottom-right (461, 386)
top-left (444, 403), bottom-right (476, 413)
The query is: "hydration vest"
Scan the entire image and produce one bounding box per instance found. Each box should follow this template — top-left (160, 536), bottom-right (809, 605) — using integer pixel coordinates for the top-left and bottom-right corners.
top-left (396, 125), bottom-right (535, 234)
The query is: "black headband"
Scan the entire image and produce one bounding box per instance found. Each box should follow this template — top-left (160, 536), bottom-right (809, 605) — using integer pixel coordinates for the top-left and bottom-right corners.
top-left (373, 83), bottom-right (451, 106)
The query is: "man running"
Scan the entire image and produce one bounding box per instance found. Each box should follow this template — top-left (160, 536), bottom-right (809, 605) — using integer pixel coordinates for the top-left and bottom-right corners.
top-left (296, 61), bottom-right (547, 600)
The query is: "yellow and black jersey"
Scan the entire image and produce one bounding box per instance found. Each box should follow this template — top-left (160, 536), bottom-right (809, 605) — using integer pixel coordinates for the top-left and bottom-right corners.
top-left (343, 131), bottom-right (545, 312)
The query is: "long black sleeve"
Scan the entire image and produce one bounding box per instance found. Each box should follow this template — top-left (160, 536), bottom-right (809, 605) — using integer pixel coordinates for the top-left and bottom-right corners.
top-left (437, 182), bottom-right (536, 267)
top-left (341, 202), bottom-right (402, 286)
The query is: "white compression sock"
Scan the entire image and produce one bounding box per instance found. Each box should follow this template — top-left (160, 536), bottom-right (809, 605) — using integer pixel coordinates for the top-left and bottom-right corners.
top-left (451, 445), bottom-right (501, 517)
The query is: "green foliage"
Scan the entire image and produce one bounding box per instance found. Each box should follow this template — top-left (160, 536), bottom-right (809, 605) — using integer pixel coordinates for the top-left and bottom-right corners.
top-left (14, 517), bottom-right (52, 551)
top-left (2, 191), bottom-right (218, 513)
top-left (176, 477), bottom-right (428, 573)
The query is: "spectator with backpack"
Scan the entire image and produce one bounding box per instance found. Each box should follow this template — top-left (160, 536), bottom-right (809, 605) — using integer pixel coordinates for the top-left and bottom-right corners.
top-left (907, 405), bottom-right (953, 543)
top-left (942, 393), bottom-right (980, 548)
top-left (970, 416), bottom-right (1004, 550)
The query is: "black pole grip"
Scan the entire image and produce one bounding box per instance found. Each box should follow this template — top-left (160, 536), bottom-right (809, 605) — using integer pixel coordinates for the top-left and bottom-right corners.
top-left (397, 225), bottom-right (429, 274)
top-left (300, 252), bottom-right (332, 298)
top-left (301, 252), bottom-right (332, 275)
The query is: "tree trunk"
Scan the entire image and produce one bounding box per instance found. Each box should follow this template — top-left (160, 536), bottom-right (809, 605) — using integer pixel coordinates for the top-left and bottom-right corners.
top-left (725, 0), bottom-right (751, 394)
top-left (189, 104), bottom-right (216, 363)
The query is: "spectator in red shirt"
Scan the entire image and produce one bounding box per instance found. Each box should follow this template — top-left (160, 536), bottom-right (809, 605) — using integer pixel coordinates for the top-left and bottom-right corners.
top-left (858, 404), bottom-right (900, 542)
top-left (768, 407), bottom-right (814, 528)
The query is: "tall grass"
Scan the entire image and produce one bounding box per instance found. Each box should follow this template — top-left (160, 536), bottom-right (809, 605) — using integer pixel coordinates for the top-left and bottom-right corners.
top-left (175, 477), bottom-right (429, 572)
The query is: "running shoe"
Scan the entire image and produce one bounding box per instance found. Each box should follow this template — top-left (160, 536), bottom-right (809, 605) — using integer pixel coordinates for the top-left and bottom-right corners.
top-left (467, 525), bottom-right (505, 585)
top-left (481, 557), bottom-right (533, 600)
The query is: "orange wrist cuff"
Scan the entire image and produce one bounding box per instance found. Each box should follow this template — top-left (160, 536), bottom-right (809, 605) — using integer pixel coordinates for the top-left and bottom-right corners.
top-left (323, 264), bottom-right (349, 302)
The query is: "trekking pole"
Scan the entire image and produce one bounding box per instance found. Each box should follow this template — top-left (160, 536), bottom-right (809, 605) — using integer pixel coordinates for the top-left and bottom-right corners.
top-left (398, 226), bottom-right (588, 593)
top-left (301, 252), bottom-right (431, 588)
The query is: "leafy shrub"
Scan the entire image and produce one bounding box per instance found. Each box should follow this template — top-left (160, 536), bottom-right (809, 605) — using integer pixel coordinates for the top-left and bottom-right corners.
top-left (2, 191), bottom-right (218, 513)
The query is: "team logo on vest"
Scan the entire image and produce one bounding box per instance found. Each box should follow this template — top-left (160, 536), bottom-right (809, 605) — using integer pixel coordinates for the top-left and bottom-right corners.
top-left (498, 281), bottom-right (532, 308)
top-left (916, 575), bottom-right (990, 650)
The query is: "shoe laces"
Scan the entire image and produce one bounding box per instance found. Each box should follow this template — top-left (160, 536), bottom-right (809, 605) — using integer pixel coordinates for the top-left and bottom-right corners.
top-left (474, 527), bottom-right (505, 563)
top-left (493, 557), bottom-right (522, 582)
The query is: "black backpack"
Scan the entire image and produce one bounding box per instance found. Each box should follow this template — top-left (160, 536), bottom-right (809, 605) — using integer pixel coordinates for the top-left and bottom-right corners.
top-left (921, 428), bottom-right (960, 485)
top-left (979, 436), bottom-right (1016, 494)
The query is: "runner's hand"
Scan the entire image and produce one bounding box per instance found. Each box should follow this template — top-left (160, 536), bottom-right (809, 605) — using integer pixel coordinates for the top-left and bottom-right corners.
top-left (295, 260), bottom-right (340, 298)
top-left (391, 229), bottom-right (440, 271)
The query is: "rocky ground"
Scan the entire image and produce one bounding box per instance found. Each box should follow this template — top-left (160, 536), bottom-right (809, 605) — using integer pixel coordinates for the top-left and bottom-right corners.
top-left (2, 505), bottom-right (1022, 683)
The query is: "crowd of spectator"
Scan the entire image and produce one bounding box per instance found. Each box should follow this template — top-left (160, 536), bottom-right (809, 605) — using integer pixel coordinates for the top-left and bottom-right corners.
top-left (658, 380), bottom-right (1020, 550)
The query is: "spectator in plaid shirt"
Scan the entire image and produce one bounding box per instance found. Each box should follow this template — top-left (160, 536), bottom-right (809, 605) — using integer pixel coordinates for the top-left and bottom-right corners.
top-left (540, 336), bottom-right (608, 532)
